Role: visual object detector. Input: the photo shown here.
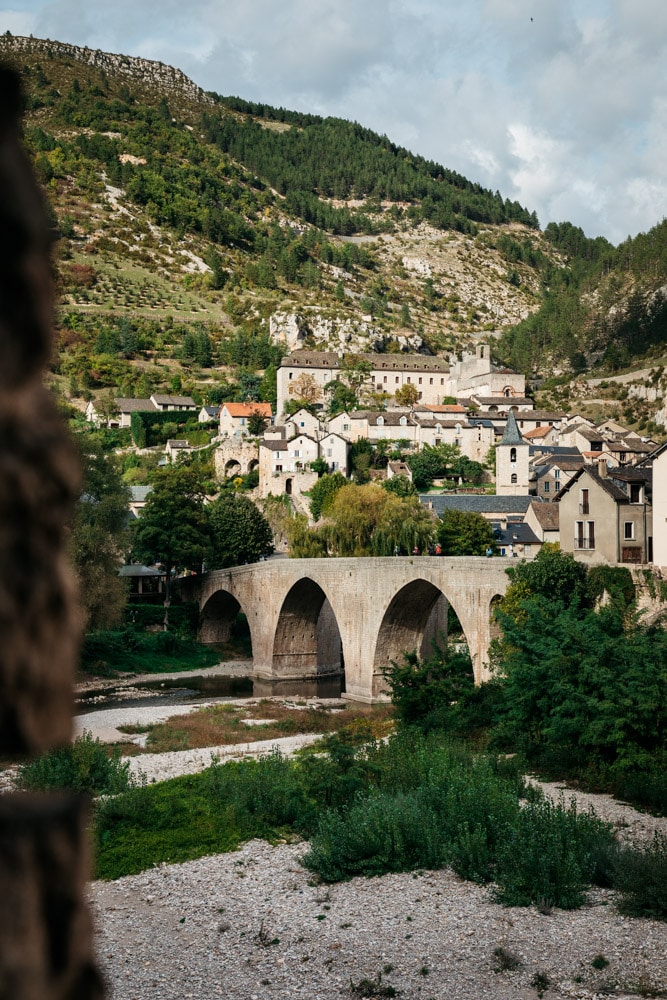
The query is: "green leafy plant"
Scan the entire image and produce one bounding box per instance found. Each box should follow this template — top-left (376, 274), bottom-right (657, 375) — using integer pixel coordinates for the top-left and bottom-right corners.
top-left (17, 730), bottom-right (132, 795)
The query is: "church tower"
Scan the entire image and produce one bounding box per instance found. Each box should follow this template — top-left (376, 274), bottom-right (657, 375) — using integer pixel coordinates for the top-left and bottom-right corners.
top-left (496, 410), bottom-right (530, 495)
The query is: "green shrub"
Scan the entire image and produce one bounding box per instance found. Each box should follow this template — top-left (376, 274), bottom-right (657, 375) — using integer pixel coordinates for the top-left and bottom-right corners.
top-left (18, 730), bottom-right (131, 795)
top-left (303, 789), bottom-right (445, 881)
top-left (382, 643), bottom-right (474, 727)
top-left (494, 798), bottom-right (614, 909)
top-left (614, 834), bottom-right (667, 920)
top-left (205, 750), bottom-right (309, 830)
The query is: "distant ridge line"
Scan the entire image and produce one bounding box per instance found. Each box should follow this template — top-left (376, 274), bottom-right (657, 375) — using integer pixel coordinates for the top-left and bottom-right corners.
top-left (0, 33), bottom-right (213, 104)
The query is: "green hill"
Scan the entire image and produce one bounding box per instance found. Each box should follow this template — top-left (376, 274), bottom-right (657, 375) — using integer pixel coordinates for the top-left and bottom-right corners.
top-left (1, 31), bottom-right (665, 406)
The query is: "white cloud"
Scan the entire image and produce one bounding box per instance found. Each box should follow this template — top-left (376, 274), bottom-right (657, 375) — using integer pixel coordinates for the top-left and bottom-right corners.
top-left (3, 0), bottom-right (667, 242)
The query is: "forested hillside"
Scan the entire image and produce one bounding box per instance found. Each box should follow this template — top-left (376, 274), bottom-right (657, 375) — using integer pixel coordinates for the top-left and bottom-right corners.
top-left (497, 219), bottom-right (667, 376)
top-left (0, 32), bottom-right (549, 403)
top-left (1, 31), bottom-right (666, 398)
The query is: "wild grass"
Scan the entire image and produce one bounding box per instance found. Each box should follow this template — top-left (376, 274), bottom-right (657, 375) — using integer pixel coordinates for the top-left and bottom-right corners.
top-left (23, 722), bottom-right (658, 926)
top-left (121, 702), bottom-right (394, 754)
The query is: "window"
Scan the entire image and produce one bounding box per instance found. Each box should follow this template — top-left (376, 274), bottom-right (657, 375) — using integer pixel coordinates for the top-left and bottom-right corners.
top-left (624, 521), bottom-right (635, 540)
top-left (510, 447), bottom-right (517, 463)
top-left (395, 376), bottom-right (400, 384)
top-left (288, 372), bottom-right (293, 380)
top-left (630, 484), bottom-right (642, 503)
top-left (554, 468), bottom-right (560, 481)
top-left (343, 423), bottom-right (350, 431)
top-left (377, 416), bottom-right (384, 426)
top-left (399, 416), bottom-right (407, 426)
top-left (418, 377), bottom-right (422, 385)
top-left (407, 376), bottom-right (411, 383)
top-left (579, 488), bottom-right (589, 515)
top-left (620, 452), bottom-right (627, 462)
top-left (383, 376), bottom-right (387, 384)
top-left (544, 482), bottom-right (550, 493)
top-left (575, 521), bottom-right (595, 549)
top-left (429, 378), bottom-right (433, 385)
top-left (511, 473), bottom-right (518, 484)
top-left (440, 378), bottom-right (444, 385)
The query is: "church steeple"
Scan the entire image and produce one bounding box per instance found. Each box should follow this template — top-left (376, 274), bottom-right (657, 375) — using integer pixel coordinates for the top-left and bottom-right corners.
top-left (496, 409), bottom-right (530, 495)
top-left (500, 408), bottom-right (524, 446)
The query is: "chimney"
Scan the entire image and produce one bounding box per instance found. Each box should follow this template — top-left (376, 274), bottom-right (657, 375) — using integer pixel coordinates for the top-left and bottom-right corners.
top-left (599, 461), bottom-right (608, 478)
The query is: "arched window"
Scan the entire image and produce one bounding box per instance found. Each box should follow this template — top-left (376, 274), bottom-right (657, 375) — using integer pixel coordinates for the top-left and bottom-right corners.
top-left (511, 473), bottom-right (518, 484)
top-left (399, 416), bottom-right (407, 426)
top-left (377, 416), bottom-right (384, 426)
top-left (510, 447), bottom-right (517, 463)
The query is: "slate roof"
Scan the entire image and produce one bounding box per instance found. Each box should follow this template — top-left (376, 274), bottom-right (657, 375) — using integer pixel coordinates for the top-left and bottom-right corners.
top-left (499, 409), bottom-right (524, 446)
top-left (119, 564), bottom-right (165, 578)
top-left (528, 501), bottom-right (560, 530)
top-left (493, 522), bottom-right (541, 546)
top-left (528, 446), bottom-right (583, 459)
top-left (351, 411), bottom-right (418, 427)
top-left (115, 397), bottom-right (156, 412)
top-left (281, 351), bottom-right (450, 372)
top-left (553, 466), bottom-right (628, 503)
top-left (605, 439), bottom-right (653, 454)
top-left (129, 485), bottom-right (152, 502)
top-left (151, 394), bottom-right (197, 408)
top-left (421, 494), bottom-right (537, 516)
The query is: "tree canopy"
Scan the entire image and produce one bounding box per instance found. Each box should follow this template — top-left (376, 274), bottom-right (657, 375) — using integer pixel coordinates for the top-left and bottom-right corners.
top-left (306, 483), bottom-right (436, 556)
top-left (70, 434), bottom-right (131, 629)
top-left (437, 509), bottom-right (495, 556)
top-left (132, 463), bottom-right (210, 622)
top-left (208, 493), bottom-right (273, 568)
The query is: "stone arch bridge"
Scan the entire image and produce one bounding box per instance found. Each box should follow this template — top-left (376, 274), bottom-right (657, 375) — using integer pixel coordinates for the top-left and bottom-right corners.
top-left (181, 557), bottom-right (509, 704)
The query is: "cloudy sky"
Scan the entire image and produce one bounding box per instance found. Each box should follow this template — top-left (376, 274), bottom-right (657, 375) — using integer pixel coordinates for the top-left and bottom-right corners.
top-left (3, 0), bottom-right (666, 245)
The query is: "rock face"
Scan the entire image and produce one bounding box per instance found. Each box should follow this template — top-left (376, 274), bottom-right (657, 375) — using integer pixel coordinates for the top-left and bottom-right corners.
top-left (269, 310), bottom-right (426, 355)
top-left (0, 34), bottom-right (213, 105)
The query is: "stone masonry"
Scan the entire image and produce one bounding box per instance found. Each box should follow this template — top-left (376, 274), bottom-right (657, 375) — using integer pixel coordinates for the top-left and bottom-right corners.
top-left (185, 557), bottom-right (509, 703)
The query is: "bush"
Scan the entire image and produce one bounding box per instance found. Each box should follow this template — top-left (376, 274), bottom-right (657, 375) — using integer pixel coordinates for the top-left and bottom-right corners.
top-left (494, 798), bottom-right (614, 909)
top-left (614, 834), bottom-right (667, 920)
top-left (18, 731), bottom-right (132, 795)
top-left (382, 643), bottom-right (474, 728)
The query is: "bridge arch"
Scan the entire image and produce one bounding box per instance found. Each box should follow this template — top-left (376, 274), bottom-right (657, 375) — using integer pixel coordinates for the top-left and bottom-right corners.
top-left (200, 588), bottom-right (254, 653)
top-left (372, 578), bottom-right (467, 678)
top-left (272, 577), bottom-right (343, 681)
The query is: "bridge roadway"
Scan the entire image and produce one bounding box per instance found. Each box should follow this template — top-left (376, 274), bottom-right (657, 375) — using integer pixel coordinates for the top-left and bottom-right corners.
top-left (183, 556), bottom-right (509, 704)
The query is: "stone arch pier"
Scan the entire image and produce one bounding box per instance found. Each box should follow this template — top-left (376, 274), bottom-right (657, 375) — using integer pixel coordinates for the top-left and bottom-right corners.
top-left (185, 557), bottom-right (509, 703)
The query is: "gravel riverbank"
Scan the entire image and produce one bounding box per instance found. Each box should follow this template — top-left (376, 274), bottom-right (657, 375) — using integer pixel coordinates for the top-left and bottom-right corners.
top-left (91, 835), bottom-right (667, 1000)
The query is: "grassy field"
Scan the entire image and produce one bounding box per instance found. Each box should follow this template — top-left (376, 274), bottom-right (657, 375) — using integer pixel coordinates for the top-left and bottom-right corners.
top-left (116, 700), bottom-right (394, 754)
